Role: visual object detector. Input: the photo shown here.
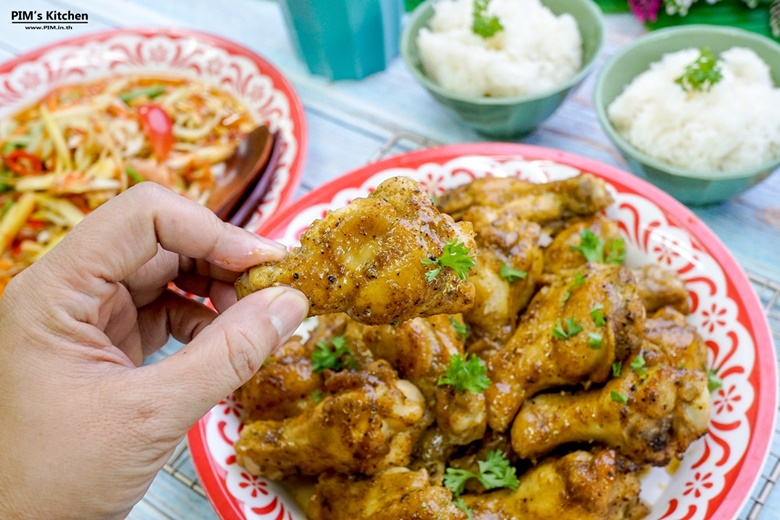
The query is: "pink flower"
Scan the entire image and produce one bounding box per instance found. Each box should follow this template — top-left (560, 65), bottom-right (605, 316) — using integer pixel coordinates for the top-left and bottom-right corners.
top-left (629, 0), bottom-right (662, 22)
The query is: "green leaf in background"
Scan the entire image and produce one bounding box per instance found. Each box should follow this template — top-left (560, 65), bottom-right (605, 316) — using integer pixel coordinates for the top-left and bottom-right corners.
top-left (593, 0), bottom-right (780, 41)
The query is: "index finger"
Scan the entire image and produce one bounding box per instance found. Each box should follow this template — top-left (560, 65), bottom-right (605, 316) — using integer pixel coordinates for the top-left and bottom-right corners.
top-left (41, 183), bottom-right (287, 286)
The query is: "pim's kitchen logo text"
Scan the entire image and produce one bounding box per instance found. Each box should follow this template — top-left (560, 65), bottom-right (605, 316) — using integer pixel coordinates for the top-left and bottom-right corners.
top-left (11, 10), bottom-right (88, 30)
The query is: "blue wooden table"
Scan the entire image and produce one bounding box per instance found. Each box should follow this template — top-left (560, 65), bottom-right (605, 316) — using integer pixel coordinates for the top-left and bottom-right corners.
top-left (1, 1), bottom-right (778, 518)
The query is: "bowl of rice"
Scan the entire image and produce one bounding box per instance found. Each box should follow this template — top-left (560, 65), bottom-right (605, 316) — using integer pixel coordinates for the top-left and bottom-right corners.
top-left (594, 25), bottom-right (780, 205)
top-left (400, 0), bottom-right (604, 138)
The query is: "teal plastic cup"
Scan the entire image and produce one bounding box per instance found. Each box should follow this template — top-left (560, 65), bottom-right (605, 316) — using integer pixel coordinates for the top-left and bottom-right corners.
top-left (279, 0), bottom-right (401, 80)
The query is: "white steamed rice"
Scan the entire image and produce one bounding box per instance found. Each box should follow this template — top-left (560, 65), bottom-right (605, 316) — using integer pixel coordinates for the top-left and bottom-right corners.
top-left (608, 47), bottom-right (780, 173)
top-left (416, 0), bottom-right (582, 98)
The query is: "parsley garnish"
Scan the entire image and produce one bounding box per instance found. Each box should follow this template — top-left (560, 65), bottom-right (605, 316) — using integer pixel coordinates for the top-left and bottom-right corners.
top-left (708, 368), bottom-right (723, 393)
top-left (590, 304), bottom-right (606, 327)
top-left (675, 47), bottom-right (723, 93)
top-left (587, 332), bottom-right (603, 349)
top-left (310, 389), bottom-right (326, 403)
top-left (438, 354), bottom-right (491, 394)
top-left (499, 263), bottom-right (527, 283)
top-left (453, 497), bottom-right (473, 519)
top-left (444, 450), bottom-right (519, 498)
top-left (630, 354), bottom-right (648, 378)
top-left (552, 317), bottom-right (583, 340)
top-left (611, 390), bottom-right (628, 404)
top-left (311, 336), bottom-right (356, 373)
top-left (571, 230), bottom-right (625, 265)
top-left (472, 0), bottom-right (503, 39)
top-left (421, 239), bottom-right (476, 281)
top-left (450, 316), bottom-right (470, 339)
top-left (612, 361), bottom-right (623, 377)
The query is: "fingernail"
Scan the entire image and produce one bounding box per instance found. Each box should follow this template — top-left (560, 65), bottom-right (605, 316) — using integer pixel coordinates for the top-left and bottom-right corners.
top-left (266, 288), bottom-right (309, 342)
top-left (242, 231), bottom-right (288, 262)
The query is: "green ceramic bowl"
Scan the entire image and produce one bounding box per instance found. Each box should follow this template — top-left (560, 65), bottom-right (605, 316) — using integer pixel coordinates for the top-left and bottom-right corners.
top-left (400, 0), bottom-right (604, 139)
top-left (594, 25), bottom-right (780, 205)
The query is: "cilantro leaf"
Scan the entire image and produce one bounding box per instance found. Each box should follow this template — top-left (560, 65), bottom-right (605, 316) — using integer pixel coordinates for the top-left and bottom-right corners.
top-left (572, 230), bottom-right (626, 265)
top-left (612, 361), bottom-right (623, 378)
top-left (450, 316), bottom-right (470, 339)
top-left (630, 354), bottom-right (648, 378)
top-left (552, 318), bottom-right (583, 340)
top-left (444, 467), bottom-right (477, 496)
top-left (311, 336), bottom-right (356, 373)
top-left (422, 239), bottom-right (476, 281)
top-left (611, 390), bottom-right (628, 404)
top-left (675, 47), bottom-right (723, 93)
top-left (590, 304), bottom-right (606, 327)
top-left (708, 368), bottom-right (723, 393)
top-left (310, 389), bottom-right (326, 403)
top-left (562, 273), bottom-right (586, 304)
top-left (564, 317), bottom-right (582, 336)
top-left (500, 263), bottom-right (527, 283)
top-left (453, 497), bottom-right (473, 520)
top-left (438, 354), bottom-right (491, 394)
top-left (477, 450), bottom-right (519, 491)
top-left (472, 0), bottom-right (503, 39)
top-left (587, 331), bottom-right (603, 349)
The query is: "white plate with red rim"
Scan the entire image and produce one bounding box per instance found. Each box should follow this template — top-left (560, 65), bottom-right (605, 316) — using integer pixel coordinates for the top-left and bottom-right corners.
top-left (188, 143), bottom-right (777, 520)
top-left (0, 27), bottom-right (307, 230)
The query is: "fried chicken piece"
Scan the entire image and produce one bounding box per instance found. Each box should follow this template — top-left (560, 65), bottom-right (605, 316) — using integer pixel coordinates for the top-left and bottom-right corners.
top-left (642, 306), bottom-right (707, 371)
top-left (463, 450), bottom-right (648, 520)
top-left (543, 215), bottom-right (624, 273)
top-left (410, 426), bottom-right (458, 484)
top-left (457, 207), bottom-right (544, 355)
top-left (346, 314), bottom-right (485, 445)
top-left (633, 264), bottom-right (690, 315)
top-left (437, 173), bottom-right (613, 224)
top-left (446, 430), bottom-right (520, 494)
top-left (510, 364), bottom-right (711, 466)
top-left (236, 337), bottom-right (323, 422)
top-left (234, 361), bottom-right (426, 479)
top-left (308, 468), bottom-right (467, 520)
top-left (485, 263), bottom-right (645, 432)
top-left (236, 176), bottom-right (477, 325)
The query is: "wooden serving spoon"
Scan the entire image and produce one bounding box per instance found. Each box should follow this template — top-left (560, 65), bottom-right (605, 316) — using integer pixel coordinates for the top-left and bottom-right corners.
top-left (206, 125), bottom-right (275, 222)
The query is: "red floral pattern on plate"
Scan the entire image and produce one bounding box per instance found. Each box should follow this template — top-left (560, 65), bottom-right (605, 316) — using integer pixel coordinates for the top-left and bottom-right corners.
top-left (0, 28), bottom-right (307, 229)
top-left (188, 144), bottom-right (776, 520)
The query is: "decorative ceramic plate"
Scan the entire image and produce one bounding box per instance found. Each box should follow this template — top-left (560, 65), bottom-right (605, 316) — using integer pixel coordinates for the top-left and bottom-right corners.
top-left (0, 28), bottom-right (306, 229)
top-left (188, 143), bottom-right (777, 520)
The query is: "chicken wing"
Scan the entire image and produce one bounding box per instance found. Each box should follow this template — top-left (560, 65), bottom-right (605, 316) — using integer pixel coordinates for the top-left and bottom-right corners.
top-left (234, 361), bottom-right (426, 479)
top-left (308, 468), bottom-right (467, 520)
top-left (457, 207), bottom-right (544, 355)
top-left (510, 364), bottom-right (711, 466)
top-left (542, 215), bottom-right (624, 273)
top-left (463, 450), bottom-right (648, 520)
top-left (437, 173), bottom-right (613, 224)
top-left (236, 176), bottom-right (477, 325)
top-left (633, 264), bottom-right (690, 315)
top-left (236, 337), bottom-right (323, 422)
top-left (485, 263), bottom-right (645, 432)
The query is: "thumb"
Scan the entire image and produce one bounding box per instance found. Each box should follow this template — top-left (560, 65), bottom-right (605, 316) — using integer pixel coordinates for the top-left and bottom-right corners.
top-left (146, 286), bottom-right (309, 428)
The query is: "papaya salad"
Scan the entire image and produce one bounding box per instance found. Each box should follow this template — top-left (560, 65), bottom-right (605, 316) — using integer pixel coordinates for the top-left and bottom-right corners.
top-left (0, 76), bottom-right (257, 295)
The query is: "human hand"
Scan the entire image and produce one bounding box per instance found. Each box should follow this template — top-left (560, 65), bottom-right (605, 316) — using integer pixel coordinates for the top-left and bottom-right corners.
top-left (0, 183), bottom-right (308, 519)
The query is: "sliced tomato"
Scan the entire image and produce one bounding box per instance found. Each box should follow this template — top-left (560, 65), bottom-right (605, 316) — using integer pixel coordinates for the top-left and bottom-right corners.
top-left (137, 104), bottom-right (174, 161)
top-left (3, 150), bottom-right (43, 176)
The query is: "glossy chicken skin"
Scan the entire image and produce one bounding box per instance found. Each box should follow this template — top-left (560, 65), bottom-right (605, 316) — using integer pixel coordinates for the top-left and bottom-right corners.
top-left (642, 306), bottom-right (707, 371)
top-left (308, 468), bottom-right (467, 520)
top-left (236, 176), bottom-right (476, 325)
top-left (437, 173), bottom-right (613, 224)
top-left (344, 313), bottom-right (485, 445)
top-left (236, 337), bottom-right (323, 422)
top-left (485, 264), bottom-right (645, 432)
top-left (234, 361), bottom-right (426, 480)
top-left (464, 450), bottom-right (647, 520)
top-left (457, 207), bottom-right (544, 355)
top-left (511, 364), bottom-right (711, 466)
